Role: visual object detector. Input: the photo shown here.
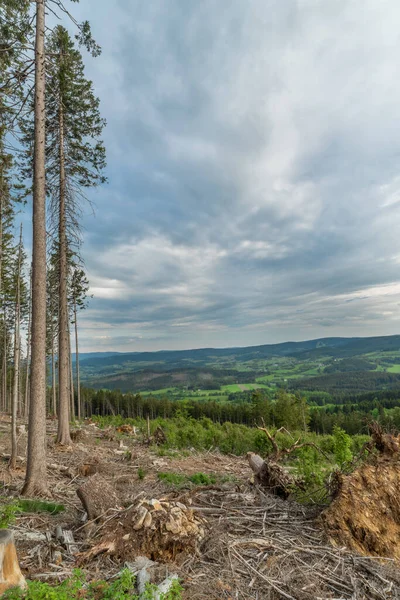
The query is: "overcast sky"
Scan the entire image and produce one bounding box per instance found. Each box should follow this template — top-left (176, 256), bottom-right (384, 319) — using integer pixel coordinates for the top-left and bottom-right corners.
top-left (63, 0), bottom-right (400, 352)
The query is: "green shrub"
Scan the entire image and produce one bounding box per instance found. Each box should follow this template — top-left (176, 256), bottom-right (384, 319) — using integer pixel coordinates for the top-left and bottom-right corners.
top-left (0, 498), bottom-right (65, 529)
top-left (137, 467), bottom-right (146, 480)
top-left (157, 472), bottom-right (186, 486)
top-left (188, 472), bottom-right (216, 485)
top-left (333, 426), bottom-right (353, 465)
top-left (0, 499), bottom-right (19, 529)
top-left (18, 500), bottom-right (65, 515)
top-left (158, 471), bottom-right (219, 487)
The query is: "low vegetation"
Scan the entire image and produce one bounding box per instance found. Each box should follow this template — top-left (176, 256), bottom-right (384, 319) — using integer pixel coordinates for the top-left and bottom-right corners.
top-left (2, 569), bottom-right (183, 600)
top-left (0, 499), bottom-right (65, 529)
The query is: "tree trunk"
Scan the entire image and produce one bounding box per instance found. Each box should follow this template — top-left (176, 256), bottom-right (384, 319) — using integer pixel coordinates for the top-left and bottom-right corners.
top-left (51, 333), bottom-right (57, 416)
top-left (69, 321), bottom-right (75, 421)
top-left (22, 0), bottom-right (49, 497)
top-left (74, 297), bottom-right (81, 419)
top-left (10, 227), bottom-right (23, 470)
top-left (0, 193), bottom-right (3, 413)
top-left (23, 268), bottom-right (32, 419)
top-left (56, 58), bottom-right (71, 446)
top-left (3, 314), bottom-right (7, 414)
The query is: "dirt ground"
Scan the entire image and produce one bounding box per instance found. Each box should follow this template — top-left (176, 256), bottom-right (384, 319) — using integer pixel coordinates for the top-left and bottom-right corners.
top-left (1, 417), bottom-right (400, 599)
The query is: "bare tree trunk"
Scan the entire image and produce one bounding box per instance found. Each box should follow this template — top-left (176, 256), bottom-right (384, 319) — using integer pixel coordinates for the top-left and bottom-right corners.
top-left (11, 226), bottom-right (23, 470)
top-left (74, 297), bottom-right (81, 419)
top-left (56, 63), bottom-right (71, 445)
top-left (69, 324), bottom-right (75, 422)
top-left (0, 193), bottom-right (3, 413)
top-left (23, 270), bottom-right (31, 419)
top-left (51, 333), bottom-right (56, 416)
top-left (22, 0), bottom-right (49, 496)
top-left (3, 312), bottom-right (7, 414)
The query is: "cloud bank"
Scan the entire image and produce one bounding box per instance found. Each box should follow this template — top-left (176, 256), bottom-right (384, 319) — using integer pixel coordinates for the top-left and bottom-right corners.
top-left (69, 0), bottom-right (400, 351)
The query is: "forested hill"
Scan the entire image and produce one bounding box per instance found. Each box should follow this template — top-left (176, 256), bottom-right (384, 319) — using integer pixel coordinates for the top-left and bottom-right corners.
top-left (76, 334), bottom-right (400, 393)
top-left (79, 335), bottom-right (400, 369)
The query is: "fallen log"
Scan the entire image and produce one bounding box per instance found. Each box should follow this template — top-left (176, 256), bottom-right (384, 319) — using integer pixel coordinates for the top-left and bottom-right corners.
top-left (0, 530), bottom-right (26, 594)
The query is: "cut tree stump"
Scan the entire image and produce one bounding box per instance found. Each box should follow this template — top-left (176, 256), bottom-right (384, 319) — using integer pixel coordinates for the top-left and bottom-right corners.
top-left (76, 474), bottom-right (121, 521)
top-left (0, 530), bottom-right (27, 594)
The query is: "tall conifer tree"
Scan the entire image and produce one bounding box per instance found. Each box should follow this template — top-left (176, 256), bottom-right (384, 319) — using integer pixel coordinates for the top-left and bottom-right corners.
top-left (45, 26), bottom-right (106, 442)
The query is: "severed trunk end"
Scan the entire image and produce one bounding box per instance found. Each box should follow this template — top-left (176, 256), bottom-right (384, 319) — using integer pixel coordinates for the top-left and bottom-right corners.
top-left (0, 530), bottom-right (26, 594)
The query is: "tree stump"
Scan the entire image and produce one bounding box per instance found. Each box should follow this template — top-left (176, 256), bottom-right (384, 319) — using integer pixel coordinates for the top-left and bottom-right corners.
top-left (76, 474), bottom-right (121, 521)
top-left (0, 530), bottom-right (26, 594)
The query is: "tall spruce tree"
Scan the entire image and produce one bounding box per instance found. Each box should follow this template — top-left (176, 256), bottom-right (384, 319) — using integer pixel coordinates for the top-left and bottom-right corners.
top-left (45, 26), bottom-right (106, 442)
top-left (4, 1), bottom-right (102, 493)
top-left (22, 0), bottom-right (48, 496)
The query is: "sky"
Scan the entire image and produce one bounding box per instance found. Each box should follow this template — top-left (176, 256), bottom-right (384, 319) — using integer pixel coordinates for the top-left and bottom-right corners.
top-left (61, 0), bottom-right (400, 352)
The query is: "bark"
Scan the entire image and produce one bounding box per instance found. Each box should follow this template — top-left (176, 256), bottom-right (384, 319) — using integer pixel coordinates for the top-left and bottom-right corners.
top-left (23, 268), bottom-right (31, 419)
top-left (51, 333), bottom-right (56, 416)
top-left (2, 320), bottom-right (6, 413)
top-left (69, 324), bottom-right (75, 421)
top-left (74, 297), bottom-right (81, 419)
top-left (0, 194), bottom-right (2, 413)
top-left (0, 530), bottom-right (26, 594)
top-left (56, 61), bottom-right (72, 445)
top-left (10, 226), bottom-right (23, 470)
top-left (22, 0), bottom-right (49, 497)
top-left (76, 474), bottom-right (120, 521)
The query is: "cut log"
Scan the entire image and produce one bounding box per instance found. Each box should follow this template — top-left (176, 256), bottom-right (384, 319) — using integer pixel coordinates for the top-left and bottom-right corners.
top-left (246, 452), bottom-right (295, 499)
top-left (55, 527), bottom-right (78, 554)
top-left (76, 474), bottom-right (121, 521)
top-left (62, 530), bottom-right (78, 555)
top-left (247, 453), bottom-right (264, 474)
top-left (14, 531), bottom-right (47, 543)
top-left (0, 530), bottom-right (27, 594)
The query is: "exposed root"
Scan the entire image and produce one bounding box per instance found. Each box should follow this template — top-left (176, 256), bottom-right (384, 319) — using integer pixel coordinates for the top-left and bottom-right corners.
top-left (322, 455), bottom-right (400, 560)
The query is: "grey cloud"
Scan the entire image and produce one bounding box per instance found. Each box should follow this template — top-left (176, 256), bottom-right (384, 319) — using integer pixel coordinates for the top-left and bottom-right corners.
top-left (67, 0), bottom-right (400, 351)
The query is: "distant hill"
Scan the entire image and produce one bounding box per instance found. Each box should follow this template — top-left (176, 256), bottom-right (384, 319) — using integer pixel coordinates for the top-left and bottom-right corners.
top-left (79, 335), bottom-right (400, 369)
top-left (78, 335), bottom-right (400, 392)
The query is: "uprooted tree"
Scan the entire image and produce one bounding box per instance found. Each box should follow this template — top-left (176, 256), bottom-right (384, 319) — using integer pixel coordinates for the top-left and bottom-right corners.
top-left (247, 421), bottom-right (329, 498)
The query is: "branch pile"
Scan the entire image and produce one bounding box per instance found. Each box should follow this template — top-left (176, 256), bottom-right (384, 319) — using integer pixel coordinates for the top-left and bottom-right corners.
top-left (183, 488), bottom-right (400, 600)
